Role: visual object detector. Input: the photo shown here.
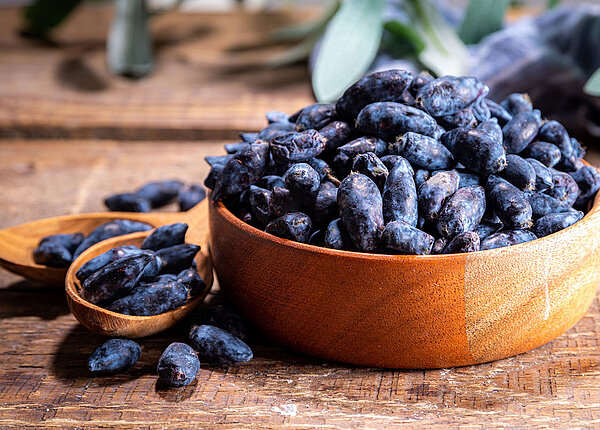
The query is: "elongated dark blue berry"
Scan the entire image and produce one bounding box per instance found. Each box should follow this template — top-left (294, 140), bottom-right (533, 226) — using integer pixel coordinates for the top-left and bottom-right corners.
top-left (157, 342), bottom-right (200, 387)
top-left (546, 170), bottom-right (579, 207)
top-left (570, 166), bottom-right (600, 208)
top-left (141, 223), bottom-right (188, 251)
top-left (73, 220), bottom-right (152, 259)
top-left (437, 186), bottom-right (486, 237)
top-left (256, 122), bottom-right (295, 142)
top-left (265, 212), bottom-right (312, 243)
top-left (178, 185), bottom-right (206, 211)
top-left (486, 175), bottom-right (533, 229)
top-left (135, 180), bottom-right (184, 208)
top-left (443, 231), bottom-right (480, 254)
top-left (480, 230), bottom-right (537, 250)
top-left (295, 103), bottom-right (336, 131)
top-left (336, 69), bottom-right (414, 120)
top-left (81, 253), bottom-right (154, 304)
top-left (189, 325), bottom-right (253, 365)
top-left (499, 154), bottom-right (536, 191)
top-left (351, 152), bottom-right (388, 191)
top-left (75, 245), bottom-right (140, 282)
top-left (324, 218), bottom-right (354, 250)
top-left (107, 279), bottom-right (188, 316)
top-left (389, 132), bottom-right (454, 170)
top-left (270, 130), bottom-right (326, 164)
top-left (525, 191), bottom-right (572, 218)
top-left (532, 210), bottom-right (583, 237)
top-left (523, 141), bottom-right (561, 168)
top-left (156, 244), bottom-right (200, 274)
top-left (313, 181), bottom-right (338, 225)
top-left (212, 143), bottom-right (270, 201)
top-left (418, 170), bottom-right (460, 222)
top-left (383, 157), bottom-right (418, 226)
top-left (538, 120), bottom-right (573, 158)
top-left (104, 193), bottom-right (151, 212)
top-left (381, 221), bottom-right (434, 255)
top-left (416, 76), bottom-right (488, 116)
top-left (502, 111), bottom-right (542, 154)
top-left (338, 174), bottom-right (384, 251)
top-left (526, 158), bottom-right (553, 192)
top-left (33, 233), bottom-right (84, 267)
top-left (446, 128), bottom-right (506, 174)
top-left (500, 93), bottom-right (532, 116)
top-left (88, 339), bottom-right (141, 374)
top-left (357, 102), bottom-right (438, 140)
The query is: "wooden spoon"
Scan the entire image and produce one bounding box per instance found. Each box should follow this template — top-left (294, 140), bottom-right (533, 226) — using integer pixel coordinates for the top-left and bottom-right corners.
top-left (64, 230), bottom-right (213, 338)
top-left (0, 200), bottom-right (208, 287)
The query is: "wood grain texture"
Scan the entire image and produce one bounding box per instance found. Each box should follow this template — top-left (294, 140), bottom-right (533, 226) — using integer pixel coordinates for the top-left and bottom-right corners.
top-left (2, 139), bottom-right (600, 427)
top-left (65, 215), bottom-right (212, 338)
top-left (0, 6), bottom-right (314, 141)
top-left (464, 208), bottom-right (600, 363)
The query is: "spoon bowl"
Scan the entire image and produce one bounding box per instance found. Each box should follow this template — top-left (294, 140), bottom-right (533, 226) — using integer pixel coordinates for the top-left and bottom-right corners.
top-left (0, 202), bottom-right (207, 286)
top-left (65, 230), bottom-right (213, 338)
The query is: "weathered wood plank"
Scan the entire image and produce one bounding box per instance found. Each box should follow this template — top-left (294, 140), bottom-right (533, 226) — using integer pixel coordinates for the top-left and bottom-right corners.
top-left (1, 139), bottom-right (600, 428)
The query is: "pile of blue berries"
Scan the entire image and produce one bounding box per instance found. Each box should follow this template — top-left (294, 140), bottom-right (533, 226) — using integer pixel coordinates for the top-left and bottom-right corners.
top-left (76, 223), bottom-right (203, 316)
top-left (207, 70), bottom-right (600, 255)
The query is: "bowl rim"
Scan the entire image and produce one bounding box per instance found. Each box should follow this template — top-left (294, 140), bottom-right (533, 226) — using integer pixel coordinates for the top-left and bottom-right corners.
top-left (210, 172), bottom-right (600, 261)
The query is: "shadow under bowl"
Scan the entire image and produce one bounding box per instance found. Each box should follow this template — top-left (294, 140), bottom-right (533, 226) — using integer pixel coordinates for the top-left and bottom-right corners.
top-left (208, 192), bottom-right (600, 369)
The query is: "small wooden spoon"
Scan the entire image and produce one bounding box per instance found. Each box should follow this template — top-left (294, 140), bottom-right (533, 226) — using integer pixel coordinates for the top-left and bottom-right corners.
top-left (65, 230), bottom-right (213, 338)
top-left (0, 200), bottom-right (208, 286)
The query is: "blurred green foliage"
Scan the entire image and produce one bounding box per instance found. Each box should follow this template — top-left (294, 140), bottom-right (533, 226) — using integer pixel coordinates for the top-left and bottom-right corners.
top-left (23, 0), bottom-right (84, 36)
top-left (458, 0), bottom-right (509, 44)
top-left (24, 0), bottom-right (598, 96)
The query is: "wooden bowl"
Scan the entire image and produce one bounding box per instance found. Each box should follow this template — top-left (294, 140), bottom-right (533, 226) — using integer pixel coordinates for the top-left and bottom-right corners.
top-left (208, 193), bottom-right (600, 369)
top-left (65, 232), bottom-right (213, 338)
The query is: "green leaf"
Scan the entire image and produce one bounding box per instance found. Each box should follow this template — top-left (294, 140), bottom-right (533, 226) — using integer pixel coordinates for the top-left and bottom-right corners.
top-left (458, 0), bottom-right (509, 45)
top-left (547, 0), bottom-right (561, 9)
top-left (312, 0), bottom-right (386, 102)
top-left (404, 0), bottom-right (469, 77)
top-left (23, 0), bottom-right (83, 35)
top-left (584, 68), bottom-right (600, 97)
top-left (384, 20), bottom-right (426, 54)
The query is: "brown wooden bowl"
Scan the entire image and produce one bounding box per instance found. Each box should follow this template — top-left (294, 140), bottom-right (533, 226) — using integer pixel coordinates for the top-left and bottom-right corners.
top-left (65, 232), bottom-right (213, 338)
top-left (208, 192), bottom-right (600, 369)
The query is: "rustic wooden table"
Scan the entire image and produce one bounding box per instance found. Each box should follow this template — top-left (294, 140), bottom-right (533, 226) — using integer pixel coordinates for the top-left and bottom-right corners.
top-left (1, 5), bottom-right (600, 429)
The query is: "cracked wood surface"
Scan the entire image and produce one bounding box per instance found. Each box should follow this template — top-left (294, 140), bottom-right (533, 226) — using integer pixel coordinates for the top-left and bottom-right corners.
top-left (1, 140), bottom-right (600, 429)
